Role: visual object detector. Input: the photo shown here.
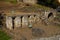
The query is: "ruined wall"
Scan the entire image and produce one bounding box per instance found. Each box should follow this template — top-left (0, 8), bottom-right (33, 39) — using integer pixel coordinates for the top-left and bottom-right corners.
top-left (5, 9), bottom-right (57, 30)
top-left (41, 10), bottom-right (57, 24)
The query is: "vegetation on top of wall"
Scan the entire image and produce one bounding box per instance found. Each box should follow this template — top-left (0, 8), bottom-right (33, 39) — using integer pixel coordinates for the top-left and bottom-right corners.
top-left (37, 0), bottom-right (60, 8)
top-left (34, 4), bottom-right (52, 10)
top-left (0, 0), bottom-right (60, 8)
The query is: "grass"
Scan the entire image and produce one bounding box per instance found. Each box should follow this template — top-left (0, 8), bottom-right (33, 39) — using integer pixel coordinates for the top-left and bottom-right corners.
top-left (0, 30), bottom-right (11, 40)
top-left (0, 0), bottom-right (17, 4)
top-left (33, 4), bottom-right (52, 11)
top-left (0, 0), bottom-right (53, 9)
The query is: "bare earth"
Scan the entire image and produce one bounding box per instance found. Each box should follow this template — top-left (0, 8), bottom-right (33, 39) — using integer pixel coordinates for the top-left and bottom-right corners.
top-left (2, 21), bottom-right (60, 40)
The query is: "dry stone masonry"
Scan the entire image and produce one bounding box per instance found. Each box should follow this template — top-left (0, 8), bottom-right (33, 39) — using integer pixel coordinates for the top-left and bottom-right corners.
top-left (6, 15), bottom-right (37, 30)
top-left (5, 11), bottom-right (56, 30)
top-left (0, 7), bottom-right (56, 30)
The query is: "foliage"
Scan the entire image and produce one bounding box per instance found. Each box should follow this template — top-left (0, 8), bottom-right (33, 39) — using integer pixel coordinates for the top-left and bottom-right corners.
top-left (0, 0), bottom-right (17, 4)
top-left (37, 0), bottom-right (60, 8)
top-left (0, 30), bottom-right (11, 40)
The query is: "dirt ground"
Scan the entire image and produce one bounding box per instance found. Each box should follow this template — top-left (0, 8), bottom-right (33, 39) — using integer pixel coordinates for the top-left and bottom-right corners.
top-left (2, 20), bottom-right (60, 40)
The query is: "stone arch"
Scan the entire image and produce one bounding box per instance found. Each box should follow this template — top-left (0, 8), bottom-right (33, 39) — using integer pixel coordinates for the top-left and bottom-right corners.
top-left (44, 10), bottom-right (56, 19)
top-left (48, 12), bottom-right (53, 18)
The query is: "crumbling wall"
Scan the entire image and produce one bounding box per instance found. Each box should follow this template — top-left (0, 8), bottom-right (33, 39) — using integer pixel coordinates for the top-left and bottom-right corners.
top-left (41, 10), bottom-right (57, 24)
top-left (5, 9), bottom-right (57, 30)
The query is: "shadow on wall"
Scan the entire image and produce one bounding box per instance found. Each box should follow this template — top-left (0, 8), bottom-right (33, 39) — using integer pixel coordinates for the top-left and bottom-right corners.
top-left (0, 13), bottom-right (5, 28)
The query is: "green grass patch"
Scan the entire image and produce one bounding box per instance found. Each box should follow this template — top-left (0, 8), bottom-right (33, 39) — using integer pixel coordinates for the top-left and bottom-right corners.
top-left (0, 30), bottom-right (11, 40)
top-left (0, 0), bottom-right (17, 4)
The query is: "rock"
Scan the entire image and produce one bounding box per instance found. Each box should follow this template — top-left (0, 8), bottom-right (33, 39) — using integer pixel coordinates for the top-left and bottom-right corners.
top-left (20, 37), bottom-right (27, 40)
top-left (32, 28), bottom-right (45, 37)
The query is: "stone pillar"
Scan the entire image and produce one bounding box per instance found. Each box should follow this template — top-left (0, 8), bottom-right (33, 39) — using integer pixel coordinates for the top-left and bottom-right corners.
top-left (28, 15), bottom-right (35, 23)
top-left (6, 16), bottom-right (13, 30)
top-left (44, 11), bottom-right (49, 18)
top-left (14, 16), bottom-right (21, 28)
top-left (22, 16), bottom-right (28, 28)
top-left (34, 15), bottom-right (40, 23)
top-left (28, 15), bottom-right (35, 28)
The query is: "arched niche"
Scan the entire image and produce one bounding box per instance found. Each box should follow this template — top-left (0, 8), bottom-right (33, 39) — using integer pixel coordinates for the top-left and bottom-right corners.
top-left (48, 12), bottom-right (53, 19)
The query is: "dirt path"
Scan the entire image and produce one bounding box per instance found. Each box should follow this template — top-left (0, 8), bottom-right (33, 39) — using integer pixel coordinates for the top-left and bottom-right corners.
top-left (2, 21), bottom-right (60, 40)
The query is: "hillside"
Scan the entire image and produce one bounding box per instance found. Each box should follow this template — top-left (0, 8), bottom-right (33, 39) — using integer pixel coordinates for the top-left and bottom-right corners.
top-left (0, 1), bottom-right (60, 40)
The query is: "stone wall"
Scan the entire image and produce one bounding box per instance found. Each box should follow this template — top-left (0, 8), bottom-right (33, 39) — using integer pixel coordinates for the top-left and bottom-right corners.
top-left (5, 10), bottom-right (56, 30)
top-left (5, 15), bottom-right (37, 30)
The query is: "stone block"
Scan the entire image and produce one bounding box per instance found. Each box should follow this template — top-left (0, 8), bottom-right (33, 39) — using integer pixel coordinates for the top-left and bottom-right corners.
top-left (6, 16), bottom-right (13, 30)
top-left (14, 16), bottom-right (21, 28)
